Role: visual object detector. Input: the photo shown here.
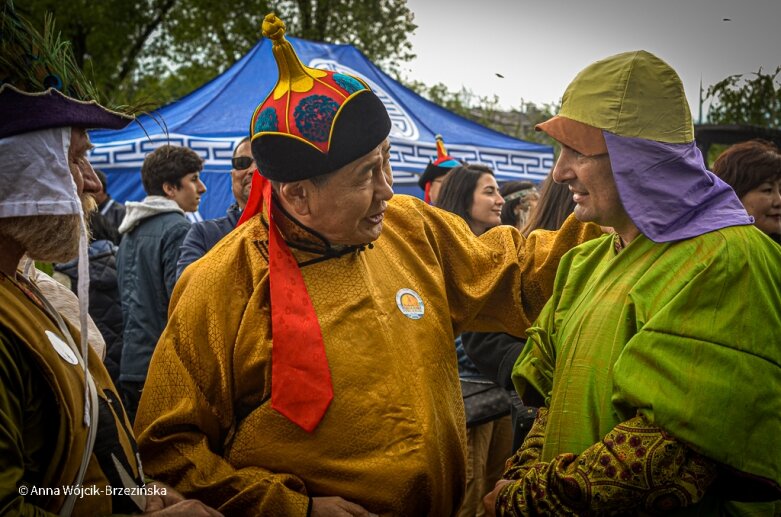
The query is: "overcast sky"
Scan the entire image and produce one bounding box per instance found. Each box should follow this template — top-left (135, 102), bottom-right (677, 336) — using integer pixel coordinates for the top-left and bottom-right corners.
top-left (403, 0), bottom-right (780, 118)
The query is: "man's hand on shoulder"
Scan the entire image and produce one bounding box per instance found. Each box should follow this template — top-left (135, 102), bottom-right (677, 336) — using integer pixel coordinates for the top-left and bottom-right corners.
top-left (311, 496), bottom-right (377, 516)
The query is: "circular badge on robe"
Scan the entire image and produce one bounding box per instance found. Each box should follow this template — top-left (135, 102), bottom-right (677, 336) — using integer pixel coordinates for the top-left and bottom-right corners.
top-left (45, 330), bottom-right (78, 365)
top-left (396, 288), bottom-right (425, 320)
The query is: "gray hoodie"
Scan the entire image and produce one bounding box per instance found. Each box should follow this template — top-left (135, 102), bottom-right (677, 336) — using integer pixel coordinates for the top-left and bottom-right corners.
top-left (118, 196), bottom-right (184, 234)
top-left (116, 195), bottom-right (190, 385)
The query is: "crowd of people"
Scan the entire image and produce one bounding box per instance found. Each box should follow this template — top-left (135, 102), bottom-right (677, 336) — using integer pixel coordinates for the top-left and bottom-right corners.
top-left (1, 6), bottom-right (780, 517)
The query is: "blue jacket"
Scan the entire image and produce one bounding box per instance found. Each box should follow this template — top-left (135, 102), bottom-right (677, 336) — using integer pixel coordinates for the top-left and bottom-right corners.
top-left (176, 203), bottom-right (241, 279)
top-left (117, 202), bottom-right (190, 384)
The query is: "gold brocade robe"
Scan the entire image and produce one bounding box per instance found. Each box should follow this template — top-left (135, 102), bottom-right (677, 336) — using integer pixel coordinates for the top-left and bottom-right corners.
top-left (135, 195), bottom-right (599, 516)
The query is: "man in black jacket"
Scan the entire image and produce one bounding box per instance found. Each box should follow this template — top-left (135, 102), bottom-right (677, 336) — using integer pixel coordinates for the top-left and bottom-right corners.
top-left (461, 331), bottom-right (536, 450)
top-left (57, 238), bottom-right (124, 385)
top-left (176, 136), bottom-right (253, 279)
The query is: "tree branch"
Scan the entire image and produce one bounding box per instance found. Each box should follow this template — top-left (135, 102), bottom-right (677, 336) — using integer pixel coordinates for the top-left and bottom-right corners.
top-left (214, 23), bottom-right (235, 62)
top-left (110, 0), bottom-right (178, 93)
top-left (295, 0), bottom-right (313, 37)
top-left (313, 0), bottom-right (332, 41)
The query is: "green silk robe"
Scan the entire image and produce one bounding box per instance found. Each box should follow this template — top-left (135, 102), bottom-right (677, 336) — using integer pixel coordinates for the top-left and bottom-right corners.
top-left (513, 225), bottom-right (781, 513)
top-left (134, 195), bottom-right (600, 516)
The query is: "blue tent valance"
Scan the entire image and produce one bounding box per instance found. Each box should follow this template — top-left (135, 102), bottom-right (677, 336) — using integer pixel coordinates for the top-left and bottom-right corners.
top-left (90, 36), bottom-right (553, 219)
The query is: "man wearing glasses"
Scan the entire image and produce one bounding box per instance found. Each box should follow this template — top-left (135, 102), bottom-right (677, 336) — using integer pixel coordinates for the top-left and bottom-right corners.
top-left (176, 136), bottom-right (254, 279)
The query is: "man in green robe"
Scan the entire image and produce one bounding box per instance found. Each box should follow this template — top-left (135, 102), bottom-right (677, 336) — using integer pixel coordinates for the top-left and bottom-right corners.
top-left (484, 51), bottom-right (781, 515)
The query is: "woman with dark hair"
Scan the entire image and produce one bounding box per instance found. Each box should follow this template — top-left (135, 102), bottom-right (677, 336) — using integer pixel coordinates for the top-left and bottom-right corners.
top-left (499, 181), bottom-right (539, 231)
top-left (520, 173), bottom-right (576, 236)
top-left (712, 139), bottom-right (781, 243)
top-left (437, 164), bottom-right (505, 236)
top-left (437, 164), bottom-right (512, 517)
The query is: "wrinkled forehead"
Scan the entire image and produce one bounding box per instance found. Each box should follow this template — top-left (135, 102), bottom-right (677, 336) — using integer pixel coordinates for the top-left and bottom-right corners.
top-left (354, 138), bottom-right (390, 164)
top-left (352, 141), bottom-right (386, 168)
top-left (323, 139), bottom-right (390, 182)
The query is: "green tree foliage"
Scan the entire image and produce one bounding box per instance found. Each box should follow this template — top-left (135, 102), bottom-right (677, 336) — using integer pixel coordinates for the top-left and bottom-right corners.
top-left (18, 0), bottom-right (416, 107)
top-left (706, 66), bottom-right (781, 128)
top-left (405, 79), bottom-right (560, 147)
top-left (287, 0), bottom-right (416, 76)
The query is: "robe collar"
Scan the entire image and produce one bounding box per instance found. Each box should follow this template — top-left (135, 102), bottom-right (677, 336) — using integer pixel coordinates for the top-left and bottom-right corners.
top-left (260, 194), bottom-right (374, 265)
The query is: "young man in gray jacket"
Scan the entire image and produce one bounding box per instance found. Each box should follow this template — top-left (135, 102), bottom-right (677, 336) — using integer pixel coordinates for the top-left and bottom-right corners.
top-left (117, 144), bottom-right (206, 421)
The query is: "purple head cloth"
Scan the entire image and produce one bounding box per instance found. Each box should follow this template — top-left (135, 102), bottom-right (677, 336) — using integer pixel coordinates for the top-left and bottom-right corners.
top-left (603, 131), bottom-right (752, 242)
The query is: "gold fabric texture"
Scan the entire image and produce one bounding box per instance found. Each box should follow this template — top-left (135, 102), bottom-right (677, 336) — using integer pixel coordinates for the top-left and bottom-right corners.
top-left (135, 195), bottom-right (600, 516)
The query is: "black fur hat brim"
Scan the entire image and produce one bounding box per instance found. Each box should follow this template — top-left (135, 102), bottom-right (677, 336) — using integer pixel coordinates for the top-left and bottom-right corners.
top-left (418, 162), bottom-right (455, 190)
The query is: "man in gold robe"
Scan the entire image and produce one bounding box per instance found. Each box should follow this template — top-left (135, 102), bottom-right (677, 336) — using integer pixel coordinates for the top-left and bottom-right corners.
top-left (134, 14), bottom-right (600, 517)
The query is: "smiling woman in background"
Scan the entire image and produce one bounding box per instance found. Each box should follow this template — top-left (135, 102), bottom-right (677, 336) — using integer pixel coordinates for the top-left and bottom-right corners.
top-left (437, 164), bottom-right (506, 236)
top-left (712, 139), bottom-right (781, 244)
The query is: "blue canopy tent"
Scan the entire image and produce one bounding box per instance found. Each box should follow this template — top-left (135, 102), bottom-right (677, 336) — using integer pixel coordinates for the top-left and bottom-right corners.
top-left (89, 36), bottom-right (554, 219)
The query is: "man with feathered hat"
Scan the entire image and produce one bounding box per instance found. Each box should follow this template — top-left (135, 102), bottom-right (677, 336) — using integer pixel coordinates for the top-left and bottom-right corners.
top-left (483, 50), bottom-right (781, 515)
top-left (133, 13), bottom-right (601, 516)
top-left (0, 4), bottom-right (221, 516)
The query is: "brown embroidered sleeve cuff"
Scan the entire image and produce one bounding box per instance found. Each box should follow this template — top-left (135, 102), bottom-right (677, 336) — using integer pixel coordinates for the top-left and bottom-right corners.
top-left (502, 407), bottom-right (548, 480)
top-left (496, 414), bottom-right (718, 516)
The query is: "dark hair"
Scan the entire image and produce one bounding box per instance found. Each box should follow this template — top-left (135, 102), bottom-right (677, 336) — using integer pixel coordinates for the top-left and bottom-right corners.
top-left (436, 164), bottom-right (494, 225)
top-left (520, 174), bottom-right (576, 236)
top-left (499, 181), bottom-right (537, 226)
top-left (711, 139), bottom-right (781, 198)
top-left (94, 169), bottom-right (108, 192)
top-left (141, 145), bottom-right (204, 196)
top-left (88, 211), bottom-right (120, 244)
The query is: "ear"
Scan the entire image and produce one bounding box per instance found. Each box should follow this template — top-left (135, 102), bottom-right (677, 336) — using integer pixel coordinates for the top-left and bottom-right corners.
top-left (162, 182), bottom-right (179, 199)
top-left (277, 181), bottom-right (312, 217)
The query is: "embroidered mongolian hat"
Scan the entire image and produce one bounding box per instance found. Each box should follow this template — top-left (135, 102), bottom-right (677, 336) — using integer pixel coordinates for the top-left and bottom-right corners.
top-left (418, 134), bottom-right (462, 203)
top-left (239, 13), bottom-right (394, 433)
top-left (536, 50), bottom-right (750, 242)
top-left (249, 13), bottom-right (391, 182)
